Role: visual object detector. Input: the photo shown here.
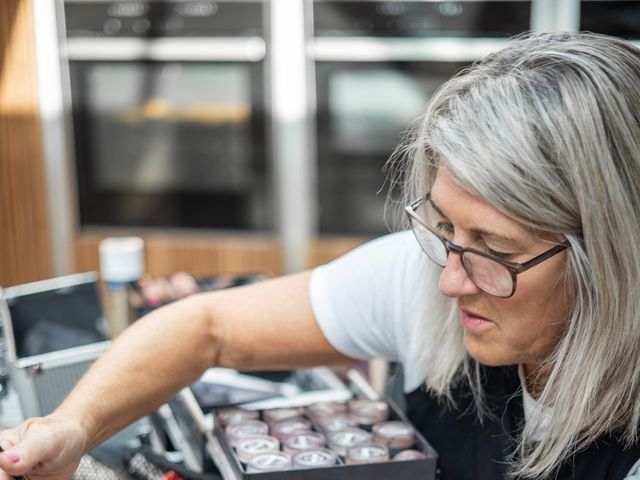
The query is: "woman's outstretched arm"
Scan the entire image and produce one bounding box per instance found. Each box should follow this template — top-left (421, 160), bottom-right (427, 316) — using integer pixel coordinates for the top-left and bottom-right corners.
top-left (0, 271), bottom-right (352, 480)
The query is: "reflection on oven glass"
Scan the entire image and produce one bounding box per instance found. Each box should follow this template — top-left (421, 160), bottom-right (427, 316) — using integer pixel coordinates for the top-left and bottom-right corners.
top-left (317, 62), bottom-right (470, 235)
top-left (314, 1), bottom-right (531, 37)
top-left (65, 1), bottom-right (263, 38)
top-left (85, 63), bottom-right (253, 193)
top-left (329, 69), bottom-right (428, 153)
top-left (65, 1), bottom-right (268, 230)
top-left (71, 59), bottom-right (268, 229)
top-left (580, 1), bottom-right (640, 40)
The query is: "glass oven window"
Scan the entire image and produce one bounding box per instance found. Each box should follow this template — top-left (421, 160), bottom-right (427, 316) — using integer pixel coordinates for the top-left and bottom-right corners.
top-left (329, 69), bottom-right (429, 153)
top-left (314, 1), bottom-right (531, 37)
top-left (580, 1), bottom-right (640, 40)
top-left (316, 61), bottom-right (471, 235)
top-left (70, 60), bottom-right (269, 230)
top-left (65, 1), bottom-right (264, 38)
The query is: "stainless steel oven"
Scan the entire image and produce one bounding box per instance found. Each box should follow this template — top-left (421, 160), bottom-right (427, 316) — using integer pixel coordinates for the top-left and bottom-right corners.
top-left (64, 0), bottom-right (271, 230)
top-left (309, 0), bottom-right (533, 235)
top-left (580, 0), bottom-right (640, 40)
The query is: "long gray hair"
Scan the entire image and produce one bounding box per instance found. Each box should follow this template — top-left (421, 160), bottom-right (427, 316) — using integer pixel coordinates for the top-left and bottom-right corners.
top-left (389, 32), bottom-right (640, 478)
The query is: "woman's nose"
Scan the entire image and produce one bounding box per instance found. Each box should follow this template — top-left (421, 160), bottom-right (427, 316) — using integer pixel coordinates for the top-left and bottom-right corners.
top-left (438, 252), bottom-right (481, 298)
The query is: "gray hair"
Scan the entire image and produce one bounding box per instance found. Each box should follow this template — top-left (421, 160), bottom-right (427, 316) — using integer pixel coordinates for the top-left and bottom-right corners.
top-left (388, 32), bottom-right (640, 478)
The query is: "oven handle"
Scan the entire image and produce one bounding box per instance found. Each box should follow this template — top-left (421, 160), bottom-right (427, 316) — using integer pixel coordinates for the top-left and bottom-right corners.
top-left (309, 37), bottom-right (509, 62)
top-left (64, 37), bottom-right (266, 62)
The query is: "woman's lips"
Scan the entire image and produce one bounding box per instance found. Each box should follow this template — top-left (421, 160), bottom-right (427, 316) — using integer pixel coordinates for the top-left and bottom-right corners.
top-left (459, 309), bottom-right (494, 331)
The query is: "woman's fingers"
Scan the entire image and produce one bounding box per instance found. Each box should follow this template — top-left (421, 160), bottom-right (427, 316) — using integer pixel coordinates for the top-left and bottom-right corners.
top-left (0, 416), bottom-right (85, 480)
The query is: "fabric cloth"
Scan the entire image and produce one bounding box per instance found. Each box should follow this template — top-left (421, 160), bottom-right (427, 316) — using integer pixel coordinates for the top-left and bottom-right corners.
top-left (406, 365), bottom-right (640, 479)
top-left (517, 364), bottom-right (550, 442)
top-left (309, 231), bottom-right (640, 479)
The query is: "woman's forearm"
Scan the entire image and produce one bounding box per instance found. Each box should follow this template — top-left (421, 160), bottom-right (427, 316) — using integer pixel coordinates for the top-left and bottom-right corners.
top-left (52, 293), bottom-right (220, 450)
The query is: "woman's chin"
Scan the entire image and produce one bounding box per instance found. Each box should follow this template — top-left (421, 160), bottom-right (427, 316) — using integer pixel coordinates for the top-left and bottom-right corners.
top-left (463, 334), bottom-right (513, 367)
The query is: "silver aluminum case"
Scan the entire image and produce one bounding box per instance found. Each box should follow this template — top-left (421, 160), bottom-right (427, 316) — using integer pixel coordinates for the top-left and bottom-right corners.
top-left (0, 272), bottom-right (111, 418)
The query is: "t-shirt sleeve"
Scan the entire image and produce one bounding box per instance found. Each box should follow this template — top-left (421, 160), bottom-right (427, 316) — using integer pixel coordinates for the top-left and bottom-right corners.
top-left (309, 230), bottom-right (430, 374)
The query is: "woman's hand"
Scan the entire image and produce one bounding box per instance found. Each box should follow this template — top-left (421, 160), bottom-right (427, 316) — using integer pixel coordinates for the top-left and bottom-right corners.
top-left (0, 415), bottom-right (87, 480)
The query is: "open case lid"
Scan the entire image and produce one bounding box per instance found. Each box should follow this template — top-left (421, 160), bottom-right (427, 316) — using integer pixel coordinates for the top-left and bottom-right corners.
top-left (0, 272), bottom-right (111, 367)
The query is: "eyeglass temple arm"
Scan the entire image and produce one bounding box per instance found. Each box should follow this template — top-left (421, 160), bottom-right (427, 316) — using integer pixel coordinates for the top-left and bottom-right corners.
top-left (514, 241), bottom-right (571, 273)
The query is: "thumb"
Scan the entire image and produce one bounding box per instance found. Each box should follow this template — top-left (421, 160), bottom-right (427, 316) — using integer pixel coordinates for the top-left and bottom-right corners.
top-left (0, 416), bottom-right (86, 480)
top-left (0, 418), bottom-right (68, 477)
top-left (0, 446), bottom-right (28, 479)
top-left (0, 438), bottom-right (79, 480)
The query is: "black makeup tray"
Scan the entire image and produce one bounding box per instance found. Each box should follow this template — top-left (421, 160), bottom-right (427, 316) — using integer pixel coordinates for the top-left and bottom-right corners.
top-left (166, 368), bottom-right (437, 480)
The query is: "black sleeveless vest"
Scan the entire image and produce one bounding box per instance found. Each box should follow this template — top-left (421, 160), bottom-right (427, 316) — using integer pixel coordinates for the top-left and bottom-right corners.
top-left (406, 366), bottom-right (640, 480)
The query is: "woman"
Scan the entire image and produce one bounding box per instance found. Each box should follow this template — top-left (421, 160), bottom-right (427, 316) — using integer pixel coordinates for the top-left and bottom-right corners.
top-left (1, 32), bottom-right (640, 479)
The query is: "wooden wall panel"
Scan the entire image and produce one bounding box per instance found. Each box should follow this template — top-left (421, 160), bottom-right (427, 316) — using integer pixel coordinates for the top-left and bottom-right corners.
top-left (76, 233), bottom-right (370, 279)
top-left (307, 237), bottom-right (369, 268)
top-left (74, 232), bottom-right (283, 278)
top-left (0, 0), bottom-right (52, 287)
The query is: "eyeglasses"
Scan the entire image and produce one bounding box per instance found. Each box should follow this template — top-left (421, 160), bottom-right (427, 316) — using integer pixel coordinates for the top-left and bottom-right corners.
top-left (405, 194), bottom-right (570, 298)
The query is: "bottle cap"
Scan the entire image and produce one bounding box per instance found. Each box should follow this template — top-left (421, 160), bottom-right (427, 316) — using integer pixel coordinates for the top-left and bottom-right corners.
top-left (307, 402), bottom-right (347, 419)
top-left (217, 408), bottom-right (260, 427)
top-left (393, 449), bottom-right (427, 461)
top-left (372, 421), bottom-right (415, 449)
top-left (234, 435), bottom-right (280, 464)
top-left (292, 449), bottom-right (338, 469)
top-left (316, 414), bottom-right (357, 433)
top-left (263, 407), bottom-right (305, 425)
top-left (99, 237), bottom-right (144, 283)
top-left (327, 427), bottom-right (372, 456)
top-left (246, 452), bottom-right (291, 472)
top-left (283, 432), bottom-right (326, 455)
top-left (346, 444), bottom-right (389, 464)
top-left (348, 400), bottom-right (389, 426)
top-left (225, 420), bottom-right (269, 446)
top-left (271, 416), bottom-right (312, 441)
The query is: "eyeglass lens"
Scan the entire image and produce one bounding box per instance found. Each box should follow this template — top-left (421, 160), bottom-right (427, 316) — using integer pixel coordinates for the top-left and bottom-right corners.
top-left (461, 251), bottom-right (513, 297)
top-left (409, 202), bottom-right (515, 297)
top-left (410, 218), bottom-right (448, 266)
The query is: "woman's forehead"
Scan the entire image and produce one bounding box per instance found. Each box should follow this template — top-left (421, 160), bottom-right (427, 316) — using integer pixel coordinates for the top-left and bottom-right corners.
top-left (430, 168), bottom-right (536, 246)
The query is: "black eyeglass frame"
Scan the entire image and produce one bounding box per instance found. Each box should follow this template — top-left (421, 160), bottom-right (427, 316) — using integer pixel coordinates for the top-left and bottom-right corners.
top-left (405, 195), bottom-right (571, 298)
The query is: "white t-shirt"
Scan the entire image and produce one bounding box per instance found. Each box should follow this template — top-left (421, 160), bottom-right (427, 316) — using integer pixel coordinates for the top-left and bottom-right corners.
top-left (309, 231), bottom-right (640, 478)
top-left (310, 230), bottom-right (433, 393)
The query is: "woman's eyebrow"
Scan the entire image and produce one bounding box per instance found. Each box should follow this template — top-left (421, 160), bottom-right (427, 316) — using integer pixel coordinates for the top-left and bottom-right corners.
top-left (429, 198), bottom-right (524, 245)
top-left (471, 227), bottom-right (522, 245)
top-left (428, 198), bottom-right (447, 218)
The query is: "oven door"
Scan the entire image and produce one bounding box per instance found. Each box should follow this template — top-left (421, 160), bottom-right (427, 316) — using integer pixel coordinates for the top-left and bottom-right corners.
top-left (580, 0), bottom-right (640, 40)
top-left (67, 39), bottom-right (269, 231)
top-left (315, 60), bottom-right (471, 235)
top-left (311, 0), bottom-right (532, 236)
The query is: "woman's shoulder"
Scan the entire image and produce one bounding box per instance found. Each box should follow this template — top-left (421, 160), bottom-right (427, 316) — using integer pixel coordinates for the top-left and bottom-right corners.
top-left (309, 230), bottom-right (437, 375)
top-left (313, 230), bottom-right (435, 313)
top-left (332, 230), bottom-right (420, 262)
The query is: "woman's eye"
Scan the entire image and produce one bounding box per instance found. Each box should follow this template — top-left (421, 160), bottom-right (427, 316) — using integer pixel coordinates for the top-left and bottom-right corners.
top-left (435, 222), bottom-right (454, 237)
